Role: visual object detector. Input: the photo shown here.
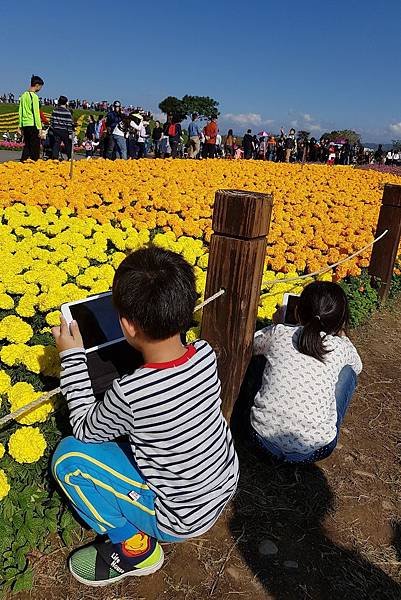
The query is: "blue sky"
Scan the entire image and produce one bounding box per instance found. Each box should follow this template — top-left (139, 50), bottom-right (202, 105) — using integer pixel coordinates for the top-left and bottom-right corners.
top-left (1, 0), bottom-right (400, 142)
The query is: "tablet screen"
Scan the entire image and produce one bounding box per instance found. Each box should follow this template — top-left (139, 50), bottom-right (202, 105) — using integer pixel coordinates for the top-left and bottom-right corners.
top-left (284, 295), bottom-right (299, 326)
top-left (69, 294), bottom-right (123, 350)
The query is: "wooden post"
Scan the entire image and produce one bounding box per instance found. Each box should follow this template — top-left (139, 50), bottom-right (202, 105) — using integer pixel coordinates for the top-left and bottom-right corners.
top-left (369, 184), bottom-right (401, 301)
top-left (200, 189), bottom-right (273, 419)
top-left (69, 132), bottom-right (74, 180)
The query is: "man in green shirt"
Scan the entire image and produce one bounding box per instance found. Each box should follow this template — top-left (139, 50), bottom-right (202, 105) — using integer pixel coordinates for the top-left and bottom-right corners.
top-left (18, 75), bottom-right (44, 161)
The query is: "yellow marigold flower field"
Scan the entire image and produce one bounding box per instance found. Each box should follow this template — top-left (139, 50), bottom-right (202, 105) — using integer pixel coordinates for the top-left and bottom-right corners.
top-left (0, 158), bottom-right (401, 591)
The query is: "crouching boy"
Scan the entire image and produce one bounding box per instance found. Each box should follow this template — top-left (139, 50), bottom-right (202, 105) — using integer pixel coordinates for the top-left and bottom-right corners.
top-left (51, 246), bottom-right (239, 587)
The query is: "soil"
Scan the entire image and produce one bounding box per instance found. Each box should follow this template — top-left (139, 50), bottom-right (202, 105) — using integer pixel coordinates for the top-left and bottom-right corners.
top-left (10, 301), bottom-right (401, 600)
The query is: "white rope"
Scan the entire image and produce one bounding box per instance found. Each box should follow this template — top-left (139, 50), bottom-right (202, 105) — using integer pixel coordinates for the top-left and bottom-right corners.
top-left (261, 229), bottom-right (388, 291)
top-left (194, 288), bottom-right (225, 312)
top-left (0, 387), bottom-right (61, 427)
top-left (0, 289), bottom-right (227, 427)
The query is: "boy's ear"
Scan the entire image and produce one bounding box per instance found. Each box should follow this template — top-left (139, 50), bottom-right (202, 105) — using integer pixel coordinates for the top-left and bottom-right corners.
top-left (120, 316), bottom-right (137, 338)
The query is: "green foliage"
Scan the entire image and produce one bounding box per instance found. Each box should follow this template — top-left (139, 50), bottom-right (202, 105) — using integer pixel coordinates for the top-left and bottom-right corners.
top-left (181, 95), bottom-right (220, 120)
top-left (158, 96), bottom-right (187, 122)
top-left (158, 94), bottom-right (220, 122)
top-left (339, 272), bottom-right (379, 328)
top-left (320, 129), bottom-right (361, 144)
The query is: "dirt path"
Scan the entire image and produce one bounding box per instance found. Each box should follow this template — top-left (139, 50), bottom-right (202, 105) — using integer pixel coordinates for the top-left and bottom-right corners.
top-left (13, 301), bottom-right (401, 600)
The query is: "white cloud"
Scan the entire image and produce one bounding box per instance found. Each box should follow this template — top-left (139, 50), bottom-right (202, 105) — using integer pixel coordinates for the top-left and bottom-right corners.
top-left (290, 119), bottom-right (298, 127)
top-left (309, 124), bottom-right (322, 132)
top-left (224, 112), bottom-right (263, 126)
top-left (389, 122), bottom-right (401, 134)
top-left (303, 113), bottom-right (312, 122)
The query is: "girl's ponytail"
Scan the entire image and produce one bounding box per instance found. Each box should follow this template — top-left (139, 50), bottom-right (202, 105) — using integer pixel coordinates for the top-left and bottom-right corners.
top-left (296, 281), bottom-right (350, 363)
top-left (297, 315), bottom-right (326, 362)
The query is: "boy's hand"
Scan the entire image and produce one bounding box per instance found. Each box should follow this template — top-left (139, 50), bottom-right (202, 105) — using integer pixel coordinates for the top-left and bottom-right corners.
top-left (52, 317), bottom-right (84, 353)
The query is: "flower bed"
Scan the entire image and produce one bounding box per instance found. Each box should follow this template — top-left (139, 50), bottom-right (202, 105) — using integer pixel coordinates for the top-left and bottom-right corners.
top-left (0, 159), bottom-right (401, 592)
top-left (0, 141), bottom-right (23, 151)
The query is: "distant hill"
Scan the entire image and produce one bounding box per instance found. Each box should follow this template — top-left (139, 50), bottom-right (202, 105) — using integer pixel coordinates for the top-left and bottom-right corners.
top-left (363, 142), bottom-right (392, 151)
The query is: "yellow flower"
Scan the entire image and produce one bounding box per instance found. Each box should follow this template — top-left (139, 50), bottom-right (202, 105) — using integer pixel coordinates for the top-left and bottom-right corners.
top-left (0, 370), bottom-right (11, 395)
top-left (46, 310), bottom-right (62, 326)
top-left (0, 443), bottom-right (5, 459)
top-left (0, 469), bottom-right (10, 500)
top-left (0, 315), bottom-right (33, 343)
top-left (8, 382), bottom-right (54, 425)
top-left (8, 426), bottom-right (47, 463)
top-left (0, 293), bottom-right (14, 310)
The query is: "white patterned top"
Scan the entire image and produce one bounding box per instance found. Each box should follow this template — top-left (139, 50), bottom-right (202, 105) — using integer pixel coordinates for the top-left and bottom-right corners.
top-left (250, 325), bottom-right (362, 454)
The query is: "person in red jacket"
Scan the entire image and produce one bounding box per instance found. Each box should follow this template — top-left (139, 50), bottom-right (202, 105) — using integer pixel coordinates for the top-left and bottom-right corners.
top-left (203, 116), bottom-right (218, 158)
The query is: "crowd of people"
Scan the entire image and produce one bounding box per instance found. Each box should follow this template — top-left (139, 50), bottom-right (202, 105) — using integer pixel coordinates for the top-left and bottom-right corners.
top-left (12, 76), bottom-right (391, 165)
top-left (1, 90), bottom-right (145, 114)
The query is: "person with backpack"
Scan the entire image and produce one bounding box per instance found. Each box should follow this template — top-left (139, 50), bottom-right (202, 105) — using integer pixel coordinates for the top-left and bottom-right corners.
top-left (163, 114), bottom-right (181, 158)
top-left (251, 281), bottom-right (362, 464)
top-left (203, 116), bottom-right (218, 158)
top-left (18, 75), bottom-right (44, 161)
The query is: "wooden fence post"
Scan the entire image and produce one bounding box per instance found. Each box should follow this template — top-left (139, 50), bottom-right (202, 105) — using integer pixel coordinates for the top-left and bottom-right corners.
top-left (200, 189), bottom-right (273, 420)
top-left (369, 184), bottom-right (401, 301)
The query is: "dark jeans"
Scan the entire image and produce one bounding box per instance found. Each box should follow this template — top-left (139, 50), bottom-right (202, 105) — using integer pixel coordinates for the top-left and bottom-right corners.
top-left (206, 143), bottom-right (216, 158)
top-left (253, 366), bottom-right (357, 464)
top-left (153, 139), bottom-right (161, 157)
top-left (104, 133), bottom-right (115, 159)
top-left (169, 138), bottom-right (179, 158)
top-left (21, 126), bottom-right (41, 161)
top-left (52, 129), bottom-right (72, 159)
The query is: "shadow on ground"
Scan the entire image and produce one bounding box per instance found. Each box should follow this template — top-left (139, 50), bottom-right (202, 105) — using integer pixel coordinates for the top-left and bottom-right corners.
top-left (229, 356), bottom-right (401, 600)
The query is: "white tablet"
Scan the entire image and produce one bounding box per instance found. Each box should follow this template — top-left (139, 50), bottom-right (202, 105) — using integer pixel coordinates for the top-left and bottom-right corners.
top-left (61, 291), bottom-right (125, 353)
top-left (282, 293), bottom-right (300, 326)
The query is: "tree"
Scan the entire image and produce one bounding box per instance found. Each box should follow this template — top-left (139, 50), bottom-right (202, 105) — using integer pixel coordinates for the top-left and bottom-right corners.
top-left (158, 95), bottom-right (220, 122)
top-left (320, 129), bottom-right (360, 144)
top-left (158, 96), bottom-right (187, 122)
top-left (181, 95), bottom-right (220, 120)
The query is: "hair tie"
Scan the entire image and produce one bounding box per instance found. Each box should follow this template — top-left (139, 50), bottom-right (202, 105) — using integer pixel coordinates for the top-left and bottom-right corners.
top-left (314, 315), bottom-right (321, 321)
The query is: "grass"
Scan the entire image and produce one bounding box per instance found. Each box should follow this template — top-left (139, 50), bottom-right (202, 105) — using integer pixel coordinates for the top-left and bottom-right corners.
top-left (0, 103), bottom-right (97, 135)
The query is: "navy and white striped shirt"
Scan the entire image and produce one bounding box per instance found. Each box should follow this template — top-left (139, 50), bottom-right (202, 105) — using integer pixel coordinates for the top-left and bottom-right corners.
top-left (60, 340), bottom-right (239, 537)
top-left (50, 106), bottom-right (74, 133)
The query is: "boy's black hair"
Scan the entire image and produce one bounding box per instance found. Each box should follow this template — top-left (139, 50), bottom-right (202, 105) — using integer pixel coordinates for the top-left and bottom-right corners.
top-left (31, 75), bottom-right (44, 87)
top-left (58, 95), bottom-right (68, 106)
top-left (112, 246), bottom-right (197, 340)
top-left (297, 281), bottom-right (349, 362)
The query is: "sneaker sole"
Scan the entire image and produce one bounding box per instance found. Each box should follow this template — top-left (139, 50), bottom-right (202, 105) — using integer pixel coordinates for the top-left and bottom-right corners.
top-left (68, 547), bottom-right (164, 587)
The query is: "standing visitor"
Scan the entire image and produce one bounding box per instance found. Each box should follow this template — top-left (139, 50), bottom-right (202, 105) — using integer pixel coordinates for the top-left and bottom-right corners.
top-left (95, 115), bottom-right (104, 141)
top-left (105, 101), bottom-right (125, 159)
top-left (163, 114), bottom-right (181, 159)
top-left (86, 115), bottom-right (96, 141)
top-left (243, 129), bottom-right (254, 159)
top-left (203, 116), bottom-right (218, 158)
top-left (225, 129), bottom-right (235, 158)
top-left (18, 75), bottom-right (44, 162)
top-left (188, 113), bottom-right (201, 158)
top-left (267, 135), bottom-right (276, 161)
top-left (284, 128), bottom-right (296, 163)
top-left (129, 114), bottom-right (148, 159)
top-left (50, 95), bottom-right (74, 159)
top-left (152, 121), bottom-right (163, 157)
